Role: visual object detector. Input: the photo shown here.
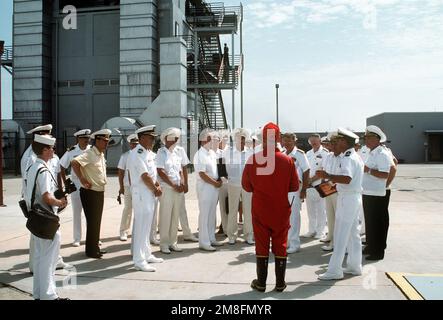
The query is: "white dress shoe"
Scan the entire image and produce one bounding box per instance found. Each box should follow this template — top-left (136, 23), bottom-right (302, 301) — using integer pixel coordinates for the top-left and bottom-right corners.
top-left (98, 240), bottom-right (103, 246)
top-left (343, 267), bottom-right (362, 276)
top-left (147, 255), bottom-right (164, 264)
top-left (287, 247), bottom-right (300, 254)
top-left (183, 235), bottom-right (199, 242)
top-left (246, 236), bottom-right (255, 245)
top-left (211, 241), bottom-right (224, 247)
top-left (228, 239), bottom-right (236, 245)
top-left (199, 245), bottom-right (216, 251)
top-left (72, 241), bottom-right (80, 247)
top-left (119, 232), bottom-right (128, 241)
top-left (301, 232), bottom-right (316, 238)
top-left (321, 245), bottom-right (334, 252)
top-left (150, 239), bottom-right (160, 246)
top-left (169, 244), bottom-right (183, 252)
top-left (135, 263), bottom-right (156, 272)
top-left (314, 233), bottom-right (326, 240)
top-left (160, 246), bottom-right (171, 254)
top-left (320, 237), bottom-right (331, 243)
top-left (56, 261), bottom-right (73, 270)
top-left (318, 272), bottom-right (344, 281)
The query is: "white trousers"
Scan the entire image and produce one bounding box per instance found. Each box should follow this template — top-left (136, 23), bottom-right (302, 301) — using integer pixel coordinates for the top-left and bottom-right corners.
top-left (326, 193), bottom-right (362, 275)
top-left (150, 200), bottom-right (159, 242)
top-left (306, 188), bottom-right (326, 235)
top-left (29, 237), bottom-right (64, 272)
top-left (288, 191), bottom-right (302, 250)
top-left (71, 189), bottom-right (84, 242)
top-left (227, 184), bottom-right (253, 241)
top-left (179, 203), bottom-right (193, 238)
top-left (119, 185), bottom-right (133, 234)
top-left (359, 204), bottom-right (365, 234)
top-left (324, 193), bottom-right (338, 242)
top-left (218, 183), bottom-right (229, 231)
top-left (132, 187), bottom-right (156, 266)
top-left (197, 181), bottom-right (219, 247)
top-left (159, 186), bottom-right (183, 247)
top-left (32, 231), bottom-right (60, 300)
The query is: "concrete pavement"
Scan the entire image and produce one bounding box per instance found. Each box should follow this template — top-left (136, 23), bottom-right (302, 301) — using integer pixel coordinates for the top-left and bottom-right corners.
top-left (1, 164), bottom-right (442, 300)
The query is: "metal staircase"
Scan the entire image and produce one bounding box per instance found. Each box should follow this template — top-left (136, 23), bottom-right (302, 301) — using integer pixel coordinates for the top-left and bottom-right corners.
top-left (185, 0), bottom-right (242, 131)
top-left (0, 46), bottom-right (13, 75)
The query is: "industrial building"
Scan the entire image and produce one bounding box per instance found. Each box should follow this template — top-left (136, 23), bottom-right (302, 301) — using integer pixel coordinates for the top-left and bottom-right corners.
top-left (3, 0), bottom-right (243, 169)
top-left (367, 112), bottom-right (443, 163)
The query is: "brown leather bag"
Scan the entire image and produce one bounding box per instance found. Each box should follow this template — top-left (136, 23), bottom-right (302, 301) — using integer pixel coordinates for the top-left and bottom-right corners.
top-left (315, 181), bottom-right (337, 198)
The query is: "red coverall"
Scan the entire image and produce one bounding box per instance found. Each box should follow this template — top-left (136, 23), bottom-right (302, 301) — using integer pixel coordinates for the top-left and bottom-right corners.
top-left (242, 146), bottom-right (299, 258)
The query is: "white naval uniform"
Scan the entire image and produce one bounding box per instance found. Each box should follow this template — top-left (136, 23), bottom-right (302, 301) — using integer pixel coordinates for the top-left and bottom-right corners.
top-left (25, 159), bottom-right (60, 300)
top-left (306, 146), bottom-right (329, 237)
top-left (117, 150), bottom-right (133, 235)
top-left (59, 144), bottom-right (91, 243)
top-left (127, 145), bottom-right (158, 268)
top-left (357, 145), bottom-right (371, 234)
top-left (193, 146), bottom-right (219, 248)
top-left (324, 148), bottom-right (364, 277)
top-left (22, 148), bottom-right (64, 272)
top-left (224, 146), bottom-right (254, 242)
top-left (156, 146), bottom-right (184, 249)
top-left (217, 146), bottom-right (229, 234)
top-left (322, 152), bottom-right (340, 243)
top-left (287, 147), bottom-right (310, 251)
top-left (175, 146), bottom-right (195, 238)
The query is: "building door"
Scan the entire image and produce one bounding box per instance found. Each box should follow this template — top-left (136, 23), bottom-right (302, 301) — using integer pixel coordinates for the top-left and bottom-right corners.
top-left (429, 134), bottom-right (443, 162)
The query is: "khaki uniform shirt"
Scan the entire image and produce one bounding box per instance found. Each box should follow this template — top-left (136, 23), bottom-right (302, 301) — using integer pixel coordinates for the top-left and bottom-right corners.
top-left (73, 146), bottom-right (107, 192)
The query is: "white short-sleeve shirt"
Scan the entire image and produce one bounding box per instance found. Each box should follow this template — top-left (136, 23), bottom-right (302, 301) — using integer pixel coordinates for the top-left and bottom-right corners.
top-left (193, 146), bottom-right (218, 182)
top-left (25, 158), bottom-right (58, 213)
top-left (60, 144), bottom-right (91, 187)
top-left (306, 146), bottom-right (330, 186)
top-left (362, 145), bottom-right (392, 196)
top-left (127, 145), bottom-right (157, 190)
top-left (287, 147), bottom-right (310, 184)
top-left (117, 150), bottom-right (131, 187)
top-left (174, 146), bottom-right (190, 167)
top-left (224, 146), bottom-right (253, 186)
top-left (156, 146), bottom-right (182, 186)
top-left (336, 148), bottom-right (364, 194)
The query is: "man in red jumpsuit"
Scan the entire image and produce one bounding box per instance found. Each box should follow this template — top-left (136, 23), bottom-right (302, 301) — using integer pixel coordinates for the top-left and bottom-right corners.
top-left (242, 123), bottom-right (299, 292)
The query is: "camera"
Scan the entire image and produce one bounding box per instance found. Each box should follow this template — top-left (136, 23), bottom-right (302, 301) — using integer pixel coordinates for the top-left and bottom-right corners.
top-left (54, 177), bottom-right (77, 199)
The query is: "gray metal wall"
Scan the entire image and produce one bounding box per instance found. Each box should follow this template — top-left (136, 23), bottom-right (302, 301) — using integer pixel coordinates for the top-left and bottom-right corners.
top-left (120, 0), bottom-right (159, 118)
top-left (13, 0), bottom-right (52, 133)
top-left (367, 112), bottom-right (443, 163)
top-left (53, 10), bottom-right (120, 141)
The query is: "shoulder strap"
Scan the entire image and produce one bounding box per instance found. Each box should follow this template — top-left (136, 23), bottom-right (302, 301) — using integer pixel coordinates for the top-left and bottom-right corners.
top-left (30, 166), bottom-right (49, 209)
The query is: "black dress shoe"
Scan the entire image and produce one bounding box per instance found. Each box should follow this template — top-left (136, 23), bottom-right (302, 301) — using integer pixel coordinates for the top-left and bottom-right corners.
top-left (99, 250), bottom-right (107, 255)
top-left (366, 254), bottom-right (384, 261)
top-left (55, 297), bottom-right (70, 300)
top-left (86, 253), bottom-right (103, 259)
top-left (250, 279), bottom-right (266, 292)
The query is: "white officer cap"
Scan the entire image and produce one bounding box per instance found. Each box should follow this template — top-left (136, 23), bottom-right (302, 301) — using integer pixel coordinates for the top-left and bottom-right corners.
top-left (251, 128), bottom-right (262, 142)
top-left (199, 128), bottom-right (215, 142)
top-left (74, 129), bottom-right (91, 138)
top-left (135, 125), bottom-right (158, 137)
top-left (218, 129), bottom-right (231, 141)
top-left (232, 128), bottom-right (250, 139)
top-left (327, 131), bottom-right (338, 141)
top-left (160, 127), bottom-right (181, 144)
top-left (91, 129), bottom-right (112, 140)
top-left (27, 124), bottom-right (53, 135)
top-left (336, 127), bottom-right (359, 143)
top-left (365, 125), bottom-right (387, 143)
top-left (321, 136), bottom-right (329, 143)
top-left (126, 133), bottom-right (139, 143)
top-left (34, 134), bottom-right (56, 146)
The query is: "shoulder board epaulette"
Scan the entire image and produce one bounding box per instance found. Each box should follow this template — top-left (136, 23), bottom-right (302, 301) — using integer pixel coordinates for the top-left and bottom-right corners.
top-left (137, 148), bottom-right (144, 154)
top-left (345, 151), bottom-right (351, 157)
top-left (316, 154), bottom-right (323, 158)
top-left (67, 146), bottom-right (76, 152)
top-left (296, 149), bottom-right (305, 154)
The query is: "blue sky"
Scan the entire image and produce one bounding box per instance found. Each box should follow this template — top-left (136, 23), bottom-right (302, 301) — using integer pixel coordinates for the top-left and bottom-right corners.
top-left (2, 0), bottom-right (443, 131)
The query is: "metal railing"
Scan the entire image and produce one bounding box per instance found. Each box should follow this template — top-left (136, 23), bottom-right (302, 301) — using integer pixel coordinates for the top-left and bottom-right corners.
top-left (187, 3), bottom-right (242, 30)
top-left (1, 46), bottom-right (13, 64)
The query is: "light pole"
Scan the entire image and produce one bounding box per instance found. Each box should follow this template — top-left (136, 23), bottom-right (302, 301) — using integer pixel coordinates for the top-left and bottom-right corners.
top-left (0, 40), bottom-right (5, 206)
top-left (275, 83), bottom-right (279, 126)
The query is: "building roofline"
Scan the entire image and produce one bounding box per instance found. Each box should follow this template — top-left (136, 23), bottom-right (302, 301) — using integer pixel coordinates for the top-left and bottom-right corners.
top-left (368, 111), bottom-right (443, 118)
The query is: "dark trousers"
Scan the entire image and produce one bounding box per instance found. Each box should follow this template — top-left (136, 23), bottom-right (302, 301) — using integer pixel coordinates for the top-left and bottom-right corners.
top-left (363, 190), bottom-right (390, 256)
top-left (80, 188), bottom-right (104, 256)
